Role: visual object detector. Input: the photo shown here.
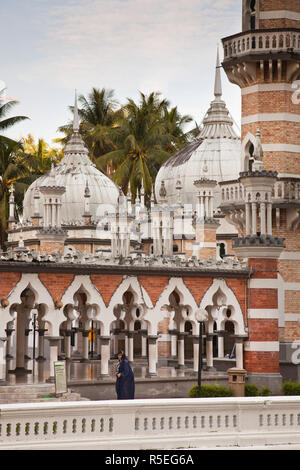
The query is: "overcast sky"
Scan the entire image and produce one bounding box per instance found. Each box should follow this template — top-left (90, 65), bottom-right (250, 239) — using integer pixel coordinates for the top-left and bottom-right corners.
top-left (1, 0), bottom-right (242, 146)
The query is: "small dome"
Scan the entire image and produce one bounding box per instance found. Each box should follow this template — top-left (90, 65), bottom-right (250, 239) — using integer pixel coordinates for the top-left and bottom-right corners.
top-left (23, 95), bottom-right (120, 224)
top-left (155, 50), bottom-right (241, 208)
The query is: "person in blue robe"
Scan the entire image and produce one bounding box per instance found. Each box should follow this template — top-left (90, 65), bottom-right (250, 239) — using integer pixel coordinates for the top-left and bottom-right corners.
top-left (115, 351), bottom-right (135, 399)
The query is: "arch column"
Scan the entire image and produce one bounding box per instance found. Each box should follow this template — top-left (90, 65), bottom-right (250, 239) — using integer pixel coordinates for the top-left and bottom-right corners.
top-left (127, 331), bottom-right (134, 363)
top-left (45, 336), bottom-right (63, 382)
top-left (112, 328), bottom-right (119, 356)
top-left (205, 333), bottom-right (215, 370)
top-left (24, 327), bottom-right (32, 361)
top-left (169, 329), bottom-right (178, 359)
top-left (217, 330), bottom-right (225, 358)
top-left (147, 335), bottom-right (158, 376)
top-left (81, 329), bottom-right (90, 362)
top-left (192, 335), bottom-right (199, 372)
top-left (5, 323), bottom-right (15, 360)
top-left (140, 329), bottom-right (147, 359)
top-left (177, 332), bottom-right (187, 369)
top-left (37, 328), bottom-right (47, 361)
top-left (0, 338), bottom-right (7, 383)
top-left (234, 335), bottom-right (247, 369)
top-left (64, 329), bottom-right (72, 360)
top-left (99, 336), bottom-right (110, 377)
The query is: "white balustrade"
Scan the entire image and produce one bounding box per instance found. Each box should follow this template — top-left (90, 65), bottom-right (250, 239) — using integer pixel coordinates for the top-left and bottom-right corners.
top-left (223, 30), bottom-right (300, 59)
top-left (0, 396), bottom-right (300, 449)
top-left (221, 180), bottom-right (300, 206)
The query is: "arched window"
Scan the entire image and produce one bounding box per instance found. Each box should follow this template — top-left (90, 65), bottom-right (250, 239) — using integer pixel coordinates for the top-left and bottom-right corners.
top-left (244, 141), bottom-right (255, 171)
top-left (250, 0), bottom-right (256, 30)
top-left (219, 243), bottom-right (226, 259)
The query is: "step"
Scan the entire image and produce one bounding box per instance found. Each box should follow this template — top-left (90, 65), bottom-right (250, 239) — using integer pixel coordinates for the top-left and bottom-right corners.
top-left (0, 385), bottom-right (88, 404)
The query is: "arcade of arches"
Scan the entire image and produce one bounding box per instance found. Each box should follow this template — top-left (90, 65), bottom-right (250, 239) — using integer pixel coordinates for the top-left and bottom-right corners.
top-left (0, 271), bottom-right (248, 383)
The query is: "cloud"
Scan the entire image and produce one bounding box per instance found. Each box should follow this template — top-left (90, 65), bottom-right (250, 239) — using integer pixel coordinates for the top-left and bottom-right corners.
top-left (22, 0), bottom-right (241, 90)
top-left (3, 0), bottom-right (242, 142)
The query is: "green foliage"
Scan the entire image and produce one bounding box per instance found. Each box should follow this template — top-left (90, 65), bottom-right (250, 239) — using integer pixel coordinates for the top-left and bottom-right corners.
top-left (281, 382), bottom-right (300, 396)
top-left (260, 386), bottom-right (272, 396)
top-left (245, 384), bottom-right (272, 396)
top-left (188, 384), bottom-right (233, 398)
top-left (245, 384), bottom-right (259, 396)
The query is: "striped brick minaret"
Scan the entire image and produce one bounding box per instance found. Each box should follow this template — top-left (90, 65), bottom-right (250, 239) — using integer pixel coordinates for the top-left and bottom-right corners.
top-left (222, 0), bottom-right (300, 381)
top-left (222, 0), bottom-right (300, 174)
top-left (232, 155), bottom-right (285, 392)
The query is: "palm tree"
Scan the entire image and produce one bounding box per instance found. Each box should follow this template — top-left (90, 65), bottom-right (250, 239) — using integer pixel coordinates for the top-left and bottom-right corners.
top-left (0, 139), bottom-right (31, 248)
top-left (99, 91), bottom-right (173, 202)
top-left (0, 89), bottom-right (29, 147)
top-left (56, 88), bottom-right (122, 167)
top-left (162, 105), bottom-right (193, 153)
top-left (22, 134), bottom-right (63, 176)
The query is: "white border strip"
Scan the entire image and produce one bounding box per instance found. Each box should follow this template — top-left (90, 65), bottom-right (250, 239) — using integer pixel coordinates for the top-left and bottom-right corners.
top-left (248, 309), bottom-right (279, 319)
top-left (263, 143), bottom-right (300, 153)
top-left (285, 283), bottom-right (300, 291)
top-left (260, 10), bottom-right (300, 21)
top-left (242, 114), bottom-right (300, 125)
top-left (280, 252), bottom-right (300, 261)
top-left (249, 279), bottom-right (278, 289)
top-left (242, 83), bottom-right (293, 95)
top-left (244, 341), bottom-right (279, 352)
top-left (285, 314), bottom-right (300, 322)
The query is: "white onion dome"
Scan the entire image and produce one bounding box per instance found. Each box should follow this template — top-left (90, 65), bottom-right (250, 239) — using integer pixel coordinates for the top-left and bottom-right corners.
top-left (155, 49), bottom-right (241, 207)
top-left (23, 92), bottom-right (121, 224)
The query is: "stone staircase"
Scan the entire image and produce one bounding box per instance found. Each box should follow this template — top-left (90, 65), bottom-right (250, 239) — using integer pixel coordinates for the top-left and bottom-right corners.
top-left (0, 384), bottom-right (89, 404)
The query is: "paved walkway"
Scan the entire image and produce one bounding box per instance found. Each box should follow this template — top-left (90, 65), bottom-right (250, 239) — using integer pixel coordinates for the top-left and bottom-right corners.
top-left (5, 358), bottom-right (207, 386)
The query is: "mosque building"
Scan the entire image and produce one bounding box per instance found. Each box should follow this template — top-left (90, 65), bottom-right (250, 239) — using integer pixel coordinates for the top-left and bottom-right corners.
top-left (0, 0), bottom-right (299, 395)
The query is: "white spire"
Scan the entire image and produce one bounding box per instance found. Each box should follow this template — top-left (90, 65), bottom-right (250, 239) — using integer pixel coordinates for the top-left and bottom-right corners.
top-left (73, 89), bottom-right (79, 132)
top-left (214, 46), bottom-right (222, 99)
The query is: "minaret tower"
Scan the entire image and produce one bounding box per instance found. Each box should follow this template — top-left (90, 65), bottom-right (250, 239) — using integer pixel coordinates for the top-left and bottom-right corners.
top-left (222, 0), bottom-right (300, 174)
top-left (222, 1), bottom-right (300, 382)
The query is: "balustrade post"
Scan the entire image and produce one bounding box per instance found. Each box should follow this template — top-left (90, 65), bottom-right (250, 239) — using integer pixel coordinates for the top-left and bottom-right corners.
top-left (45, 336), bottom-right (63, 383)
top-left (99, 336), bottom-right (110, 377)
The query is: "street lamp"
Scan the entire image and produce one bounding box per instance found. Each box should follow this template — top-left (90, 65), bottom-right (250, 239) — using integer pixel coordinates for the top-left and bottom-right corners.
top-left (195, 308), bottom-right (208, 390)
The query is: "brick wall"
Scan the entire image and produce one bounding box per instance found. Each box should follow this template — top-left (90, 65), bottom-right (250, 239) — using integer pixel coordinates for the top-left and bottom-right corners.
top-left (0, 272), bottom-right (21, 299)
top-left (259, 19), bottom-right (300, 28)
top-left (182, 277), bottom-right (212, 305)
top-left (39, 241), bottom-right (65, 255)
top-left (90, 274), bottom-right (123, 307)
top-left (245, 257), bottom-right (281, 374)
top-left (259, 0), bottom-right (300, 13)
top-left (138, 275), bottom-right (170, 306)
top-left (244, 351), bottom-right (280, 373)
top-left (242, 91), bottom-right (298, 116)
top-left (39, 273), bottom-right (74, 303)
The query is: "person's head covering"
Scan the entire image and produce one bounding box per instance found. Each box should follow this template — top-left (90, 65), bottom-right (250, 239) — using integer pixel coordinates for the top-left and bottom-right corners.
top-left (117, 350), bottom-right (126, 360)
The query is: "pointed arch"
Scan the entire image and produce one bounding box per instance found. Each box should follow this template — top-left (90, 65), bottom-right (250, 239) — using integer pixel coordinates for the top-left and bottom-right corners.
top-left (241, 132), bottom-right (256, 171)
top-left (109, 276), bottom-right (153, 310)
top-left (155, 277), bottom-right (198, 312)
top-left (0, 273), bottom-right (55, 337)
top-left (199, 278), bottom-right (246, 335)
top-left (61, 275), bottom-right (107, 312)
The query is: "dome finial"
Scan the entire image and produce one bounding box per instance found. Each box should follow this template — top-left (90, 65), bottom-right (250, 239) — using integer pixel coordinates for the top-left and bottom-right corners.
top-left (214, 45), bottom-right (222, 99)
top-left (73, 89), bottom-right (79, 132)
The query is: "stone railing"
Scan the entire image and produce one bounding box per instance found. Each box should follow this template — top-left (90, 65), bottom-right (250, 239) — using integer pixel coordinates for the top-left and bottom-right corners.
top-left (220, 178), bottom-right (300, 206)
top-left (0, 396), bottom-right (300, 449)
top-left (223, 29), bottom-right (300, 60)
top-left (220, 181), bottom-right (246, 206)
top-left (0, 247), bottom-right (248, 272)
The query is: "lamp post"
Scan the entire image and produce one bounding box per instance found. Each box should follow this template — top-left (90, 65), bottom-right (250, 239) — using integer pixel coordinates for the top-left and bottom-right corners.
top-left (195, 309), bottom-right (208, 390)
